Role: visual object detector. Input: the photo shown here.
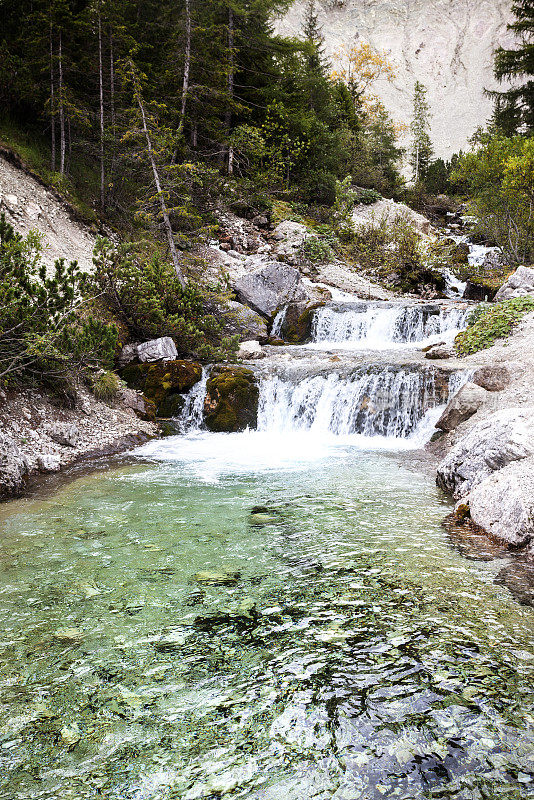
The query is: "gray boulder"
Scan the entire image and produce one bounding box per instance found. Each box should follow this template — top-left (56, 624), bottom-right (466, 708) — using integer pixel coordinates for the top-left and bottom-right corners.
top-left (437, 407), bottom-right (534, 498)
top-left (218, 299), bottom-right (268, 341)
top-left (467, 457), bottom-right (534, 547)
top-left (237, 340), bottom-right (265, 360)
top-left (0, 431), bottom-right (29, 497)
top-left (494, 265), bottom-right (534, 302)
top-left (47, 422), bottom-right (79, 448)
top-left (233, 261), bottom-right (309, 319)
top-left (137, 336), bottom-right (178, 363)
top-left (436, 382), bottom-right (488, 432)
top-left (352, 198), bottom-right (431, 236)
top-left (472, 365), bottom-right (511, 392)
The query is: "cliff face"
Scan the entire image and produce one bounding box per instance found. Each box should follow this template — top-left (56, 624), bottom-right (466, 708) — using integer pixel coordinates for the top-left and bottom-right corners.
top-left (278, 0), bottom-right (515, 159)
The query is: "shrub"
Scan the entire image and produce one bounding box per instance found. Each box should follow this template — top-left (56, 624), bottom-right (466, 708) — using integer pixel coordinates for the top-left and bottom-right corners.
top-left (300, 236), bottom-right (334, 263)
top-left (455, 296), bottom-right (534, 355)
top-left (92, 370), bottom-right (122, 400)
top-left (356, 188), bottom-right (382, 205)
top-left (0, 214), bottom-right (117, 386)
top-left (90, 238), bottom-right (238, 361)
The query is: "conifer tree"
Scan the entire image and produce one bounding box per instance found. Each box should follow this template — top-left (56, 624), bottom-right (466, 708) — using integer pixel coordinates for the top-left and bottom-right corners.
top-left (410, 80), bottom-right (433, 183)
top-left (493, 0), bottom-right (534, 133)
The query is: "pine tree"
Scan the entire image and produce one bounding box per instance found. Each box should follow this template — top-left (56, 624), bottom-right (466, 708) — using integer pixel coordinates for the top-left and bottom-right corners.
top-left (410, 80), bottom-right (433, 184)
top-left (493, 0), bottom-right (534, 133)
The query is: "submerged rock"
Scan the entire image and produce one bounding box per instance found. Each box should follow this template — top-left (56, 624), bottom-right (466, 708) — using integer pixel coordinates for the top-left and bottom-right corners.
top-left (436, 382), bottom-right (488, 431)
top-left (193, 569), bottom-right (241, 586)
top-left (495, 559), bottom-right (534, 606)
top-left (203, 366), bottom-right (259, 432)
top-left (53, 627), bottom-right (84, 644)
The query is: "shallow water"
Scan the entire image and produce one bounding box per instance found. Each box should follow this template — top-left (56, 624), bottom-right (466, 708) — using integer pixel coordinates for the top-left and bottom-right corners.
top-left (0, 433), bottom-right (533, 800)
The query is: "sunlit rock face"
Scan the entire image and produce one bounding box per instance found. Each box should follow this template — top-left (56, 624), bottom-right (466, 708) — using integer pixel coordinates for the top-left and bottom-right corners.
top-left (278, 0), bottom-right (514, 159)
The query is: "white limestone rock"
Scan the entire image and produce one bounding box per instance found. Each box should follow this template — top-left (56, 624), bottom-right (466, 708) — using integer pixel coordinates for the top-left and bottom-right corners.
top-left (494, 266), bottom-right (534, 302)
top-left (137, 337), bottom-right (178, 363)
top-left (467, 457), bottom-right (534, 547)
top-left (436, 407), bottom-right (534, 499)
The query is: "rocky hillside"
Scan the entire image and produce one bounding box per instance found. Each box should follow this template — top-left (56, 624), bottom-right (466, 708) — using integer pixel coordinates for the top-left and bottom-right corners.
top-left (0, 151), bottom-right (96, 272)
top-left (279, 0), bottom-right (514, 159)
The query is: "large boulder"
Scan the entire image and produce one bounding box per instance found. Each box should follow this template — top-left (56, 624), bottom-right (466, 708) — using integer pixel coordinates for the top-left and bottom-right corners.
top-left (435, 382), bottom-right (488, 432)
top-left (494, 265), bottom-right (534, 302)
top-left (467, 457), bottom-right (534, 548)
top-left (137, 337), bottom-right (178, 363)
top-left (271, 221), bottom-right (309, 262)
top-left (119, 387), bottom-right (156, 421)
top-left (203, 367), bottom-right (259, 432)
top-left (352, 198), bottom-right (431, 236)
top-left (233, 261), bottom-right (309, 319)
top-left (214, 299), bottom-right (268, 342)
top-left (0, 431), bottom-right (29, 497)
top-left (437, 407), bottom-right (534, 498)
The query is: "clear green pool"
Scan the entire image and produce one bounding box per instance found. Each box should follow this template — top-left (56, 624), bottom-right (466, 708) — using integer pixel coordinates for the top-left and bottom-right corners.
top-left (0, 431), bottom-right (532, 799)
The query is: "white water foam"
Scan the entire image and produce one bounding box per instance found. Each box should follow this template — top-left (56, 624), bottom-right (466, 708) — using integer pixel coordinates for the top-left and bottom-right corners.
top-left (308, 304), bottom-right (469, 351)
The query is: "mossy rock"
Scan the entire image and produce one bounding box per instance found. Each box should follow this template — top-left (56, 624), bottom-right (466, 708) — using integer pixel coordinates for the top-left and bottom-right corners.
top-left (121, 359), bottom-right (202, 414)
top-left (204, 367), bottom-right (259, 432)
top-left (120, 363), bottom-right (150, 391)
top-left (157, 392), bottom-right (186, 418)
top-left (279, 301), bottom-right (325, 343)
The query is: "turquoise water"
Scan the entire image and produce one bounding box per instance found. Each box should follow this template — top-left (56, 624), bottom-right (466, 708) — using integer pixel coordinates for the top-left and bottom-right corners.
top-left (0, 431), bottom-right (532, 799)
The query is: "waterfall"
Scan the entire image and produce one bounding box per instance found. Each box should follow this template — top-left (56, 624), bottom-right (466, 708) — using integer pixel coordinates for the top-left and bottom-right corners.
top-left (310, 303), bottom-right (469, 349)
top-left (173, 369), bottom-right (208, 432)
top-left (256, 367), bottom-right (447, 440)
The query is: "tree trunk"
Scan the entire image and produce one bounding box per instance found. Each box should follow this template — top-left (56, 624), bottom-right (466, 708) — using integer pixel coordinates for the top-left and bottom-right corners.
top-left (109, 29), bottom-right (116, 189)
top-left (133, 73), bottom-right (186, 287)
top-left (59, 31), bottom-right (66, 176)
top-left (50, 19), bottom-right (56, 171)
top-left (178, 0), bottom-right (191, 136)
top-left (98, 6), bottom-right (105, 209)
top-left (225, 5), bottom-right (234, 173)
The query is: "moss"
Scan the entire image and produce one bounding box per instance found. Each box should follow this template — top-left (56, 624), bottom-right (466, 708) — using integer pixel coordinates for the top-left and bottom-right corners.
top-left (204, 366), bottom-right (259, 432)
top-left (455, 296), bottom-right (534, 355)
top-left (121, 360), bottom-right (202, 415)
top-left (157, 392), bottom-right (186, 418)
top-left (120, 363), bottom-right (150, 390)
top-left (280, 302), bottom-right (324, 343)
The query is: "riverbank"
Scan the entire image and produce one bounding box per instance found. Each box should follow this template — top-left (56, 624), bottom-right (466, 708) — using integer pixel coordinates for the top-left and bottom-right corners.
top-left (0, 384), bottom-right (158, 499)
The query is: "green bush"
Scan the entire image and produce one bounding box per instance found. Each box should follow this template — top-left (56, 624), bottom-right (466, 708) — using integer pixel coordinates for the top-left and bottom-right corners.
top-left (92, 370), bottom-right (122, 400)
top-left (90, 238), bottom-right (238, 361)
top-left (455, 296), bottom-right (534, 355)
top-left (300, 235), bottom-right (334, 263)
top-left (0, 214), bottom-right (117, 386)
top-left (356, 188), bottom-right (382, 205)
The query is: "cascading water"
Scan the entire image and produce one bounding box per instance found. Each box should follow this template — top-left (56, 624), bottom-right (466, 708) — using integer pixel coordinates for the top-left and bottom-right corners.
top-left (309, 302), bottom-right (469, 350)
top-left (257, 367), bottom-right (447, 440)
top-left (173, 365), bottom-right (451, 445)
